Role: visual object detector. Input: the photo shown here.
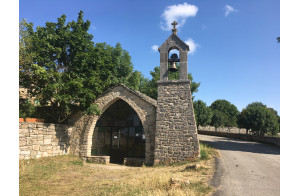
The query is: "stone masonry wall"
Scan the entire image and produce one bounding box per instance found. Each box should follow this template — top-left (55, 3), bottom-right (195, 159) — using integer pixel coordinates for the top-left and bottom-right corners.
top-left (66, 112), bottom-right (94, 157)
top-left (19, 122), bottom-right (70, 160)
top-left (68, 84), bottom-right (157, 165)
top-left (198, 125), bottom-right (247, 134)
top-left (154, 80), bottom-right (200, 164)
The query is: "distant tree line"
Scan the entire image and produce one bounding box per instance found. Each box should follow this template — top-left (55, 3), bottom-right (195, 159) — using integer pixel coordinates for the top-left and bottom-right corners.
top-left (193, 100), bottom-right (280, 136)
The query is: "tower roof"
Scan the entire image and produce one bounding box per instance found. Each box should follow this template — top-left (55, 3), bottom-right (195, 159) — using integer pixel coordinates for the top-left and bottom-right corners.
top-left (158, 33), bottom-right (189, 53)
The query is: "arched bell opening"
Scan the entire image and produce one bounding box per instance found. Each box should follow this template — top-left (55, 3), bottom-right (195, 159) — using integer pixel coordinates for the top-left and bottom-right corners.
top-left (91, 99), bottom-right (145, 163)
top-left (168, 48), bottom-right (180, 80)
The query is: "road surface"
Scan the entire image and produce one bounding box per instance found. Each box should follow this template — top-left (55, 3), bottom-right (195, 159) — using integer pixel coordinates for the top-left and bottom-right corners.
top-left (198, 134), bottom-right (280, 196)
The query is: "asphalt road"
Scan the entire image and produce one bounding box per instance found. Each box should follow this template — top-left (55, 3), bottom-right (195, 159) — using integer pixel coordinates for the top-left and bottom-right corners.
top-left (198, 134), bottom-right (280, 196)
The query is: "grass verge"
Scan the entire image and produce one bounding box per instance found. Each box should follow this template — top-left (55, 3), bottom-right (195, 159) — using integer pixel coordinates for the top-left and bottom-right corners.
top-left (20, 142), bottom-right (218, 196)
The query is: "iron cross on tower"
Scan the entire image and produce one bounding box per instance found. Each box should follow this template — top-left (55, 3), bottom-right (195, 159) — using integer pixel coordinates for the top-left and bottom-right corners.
top-left (171, 21), bottom-right (178, 34)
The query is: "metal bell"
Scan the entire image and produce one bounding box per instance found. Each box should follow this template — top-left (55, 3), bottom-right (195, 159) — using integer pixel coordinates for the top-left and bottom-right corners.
top-left (168, 62), bottom-right (178, 72)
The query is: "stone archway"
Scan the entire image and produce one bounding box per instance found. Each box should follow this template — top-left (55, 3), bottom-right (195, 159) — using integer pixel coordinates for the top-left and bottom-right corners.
top-left (77, 84), bottom-right (157, 165)
top-left (91, 99), bottom-right (146, 163)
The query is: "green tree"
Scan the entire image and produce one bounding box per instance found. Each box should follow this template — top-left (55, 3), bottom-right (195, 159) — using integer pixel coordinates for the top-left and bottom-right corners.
top-left (237, 109), bottom-right (251, 134)
top-left (210, 99), bottom-right (239, 128)
top-left (238, 102), bottom-right (280, 136)
top-left (19, 99), bottom-right (36, 119)
top-left (138, 67), bottom-right (160, 99)
top-left (19, 19), bottom-right (36, 87)
top-left (141, 66), bottom-right (200, 100)
top-left (19, 11), bottom-right (134, 123)
top-left (124, 70), bottom-right (151, 92)
top-left (193, 100), bottom-right (212, 127)
top-left (211, 110), bottom-right (225, 130)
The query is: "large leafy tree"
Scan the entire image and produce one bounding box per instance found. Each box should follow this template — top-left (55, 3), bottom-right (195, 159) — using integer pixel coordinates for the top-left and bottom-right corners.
top-left (193, 100), bottom-right (212, 127)
top-left (140, 66), bottom-right (200, 100)
top-left (210, 99), bottom-right (239, 128)
top-left (124, 70), bottom-right (151, 93)
top-left (19, 19), bottom-right (35, 84)
top-left (238, 102), bottom-right (280, 136)
top-left (19, 11), bottom-right (134, 123)
top-left (19, 19), bottom-right (38, 118)
top-left (210, 110), bottom-right (225, 130)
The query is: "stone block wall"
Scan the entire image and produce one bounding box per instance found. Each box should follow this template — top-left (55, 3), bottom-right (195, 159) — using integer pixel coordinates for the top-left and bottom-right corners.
top-left (198, 125), bottom-right (247, 134)
top-left (154, 80), bottom-right (200, 164)
top-left (19, 122), bottom-right (70, 160)
top-left (66, 112), bottom-right (94, 157)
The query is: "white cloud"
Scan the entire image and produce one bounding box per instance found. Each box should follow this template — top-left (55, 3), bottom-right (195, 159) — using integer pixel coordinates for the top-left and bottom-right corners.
top-left (225, 5), bottom-right (238, 17)
top-left (161, 2), bottom-right (198, 31)
top-left (185, 38), bottom-right (199, 54)
top-left (151, 45), bottom-right (159, 52)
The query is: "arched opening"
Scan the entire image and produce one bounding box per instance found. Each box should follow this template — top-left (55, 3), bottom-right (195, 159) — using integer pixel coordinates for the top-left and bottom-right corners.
top-left (91, 99), bottom-right (145, 163)
top-left (168, 48), bottom-right (180, 80)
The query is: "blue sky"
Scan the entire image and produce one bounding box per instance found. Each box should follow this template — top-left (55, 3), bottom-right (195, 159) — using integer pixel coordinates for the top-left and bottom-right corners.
top-left (19, 0), bottom-right (280, 114)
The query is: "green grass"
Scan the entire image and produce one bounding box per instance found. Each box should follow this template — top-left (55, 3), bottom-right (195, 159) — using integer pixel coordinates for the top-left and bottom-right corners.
top-left (200, 142), bottom-right (218, 160)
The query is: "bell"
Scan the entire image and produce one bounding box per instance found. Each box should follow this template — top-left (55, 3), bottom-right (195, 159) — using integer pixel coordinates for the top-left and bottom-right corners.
top-left (168, 62), bottom-right (178, 72)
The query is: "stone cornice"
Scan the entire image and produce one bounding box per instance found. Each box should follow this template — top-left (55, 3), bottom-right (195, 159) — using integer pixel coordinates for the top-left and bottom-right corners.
top-left (157, 80), bottom-right (191, 85)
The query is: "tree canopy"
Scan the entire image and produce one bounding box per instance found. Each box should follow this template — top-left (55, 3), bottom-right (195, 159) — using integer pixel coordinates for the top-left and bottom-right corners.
top-left (193, 100), bottom-right (212, 127)
top-left (19, 11), bottom-right (135, 123)
top-left (210, 99), bottom-right (239, 128)
top-left (238, 102), bottom-right (280, 136)
top-left (210, 110), bottom-right (225, 129)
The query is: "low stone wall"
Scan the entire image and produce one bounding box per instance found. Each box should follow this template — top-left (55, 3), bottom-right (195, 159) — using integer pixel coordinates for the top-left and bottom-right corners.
top-left (198, 130), bottom-right (280, 147)
top-left (19, 122), bottom-right (70, 160)
top-left (198, 126), bottom-right (247, 134)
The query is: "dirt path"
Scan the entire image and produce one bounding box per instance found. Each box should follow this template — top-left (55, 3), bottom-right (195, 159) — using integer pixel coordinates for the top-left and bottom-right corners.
top-left (198, 134), bottom-right (280, 196)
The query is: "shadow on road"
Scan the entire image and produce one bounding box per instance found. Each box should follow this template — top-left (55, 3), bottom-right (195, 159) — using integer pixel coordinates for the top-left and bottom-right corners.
top-left (200, 136), bottom-right (280, 155)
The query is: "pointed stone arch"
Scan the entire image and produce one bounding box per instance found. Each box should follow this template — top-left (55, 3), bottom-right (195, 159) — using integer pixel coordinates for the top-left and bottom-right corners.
top-left (76, 84), bottom-right (157, 165)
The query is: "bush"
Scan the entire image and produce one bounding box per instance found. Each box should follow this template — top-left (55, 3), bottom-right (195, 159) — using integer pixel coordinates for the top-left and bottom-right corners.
top-left (84, 104), bottom-right (101, 116)
top-left (19, 99), bottom-right (36, 118)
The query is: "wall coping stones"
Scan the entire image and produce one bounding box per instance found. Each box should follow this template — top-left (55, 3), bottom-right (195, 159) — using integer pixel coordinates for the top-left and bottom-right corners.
top-left (157, 80), bottom-right (191, 85)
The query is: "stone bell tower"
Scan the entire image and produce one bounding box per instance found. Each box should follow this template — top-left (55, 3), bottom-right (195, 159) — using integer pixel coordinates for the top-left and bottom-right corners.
top-left (154, 21), bottom-right (200, 164)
